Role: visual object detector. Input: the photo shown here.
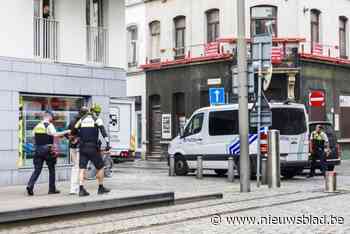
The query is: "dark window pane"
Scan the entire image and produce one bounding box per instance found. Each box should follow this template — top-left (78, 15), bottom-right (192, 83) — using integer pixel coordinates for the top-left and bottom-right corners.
top-left (183, 113), bottom-right (204, 137)
top-left (209, 110), bottom-right (238, 136)
top-left (271, 108), bottom-right (307, 135)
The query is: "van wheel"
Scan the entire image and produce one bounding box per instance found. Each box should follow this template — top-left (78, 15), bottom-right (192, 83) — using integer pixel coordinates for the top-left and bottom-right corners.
top-left (175, 157), bottom-right (188, 176)
top-left (214, 169), bottom-right (228, 176)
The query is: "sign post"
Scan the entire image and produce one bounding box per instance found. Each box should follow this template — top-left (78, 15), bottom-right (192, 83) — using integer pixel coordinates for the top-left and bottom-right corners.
top-left (252, 34), bottom-right (272, 188)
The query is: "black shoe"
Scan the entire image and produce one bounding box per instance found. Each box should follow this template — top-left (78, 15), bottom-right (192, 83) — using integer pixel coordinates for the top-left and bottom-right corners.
top-left (98, 185), bottom-right (111, 195)
top-left (79, 187), bottom-right (90, 197)
top-left (48, 189), bottom-right (61, 194)
top-left (307, 174), bottom-right (314, 178)
top-left (26, 187), bottom-right (34, 196)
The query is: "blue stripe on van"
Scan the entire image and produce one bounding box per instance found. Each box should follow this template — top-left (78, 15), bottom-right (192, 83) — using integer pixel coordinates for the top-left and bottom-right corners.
top-left (228, 127), bottom-right (268, 155)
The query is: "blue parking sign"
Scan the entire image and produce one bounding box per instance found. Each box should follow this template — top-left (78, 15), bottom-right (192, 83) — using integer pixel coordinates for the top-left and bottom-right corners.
top-left (209, 88), bottom-right (225, 105)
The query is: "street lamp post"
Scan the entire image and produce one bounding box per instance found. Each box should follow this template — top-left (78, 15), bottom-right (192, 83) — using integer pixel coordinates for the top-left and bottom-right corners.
top-left (237, 0), bottom-right (250, 192)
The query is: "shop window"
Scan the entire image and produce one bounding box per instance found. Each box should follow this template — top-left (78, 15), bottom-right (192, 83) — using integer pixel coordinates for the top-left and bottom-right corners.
top-left (18, 95), bottom-right (86, 167)
top-left (251, 5), bottom-right (277, 37)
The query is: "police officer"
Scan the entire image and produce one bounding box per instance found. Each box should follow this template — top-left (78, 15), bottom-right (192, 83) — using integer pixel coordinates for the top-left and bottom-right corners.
top-left (74, 104), bottom-right (111, 196)
top-left (68, 106), bottom-right (89, 195)
top-left (26, 110), bottom-right (70, 196)
top-left (308, 124), bottom-right (330, 178)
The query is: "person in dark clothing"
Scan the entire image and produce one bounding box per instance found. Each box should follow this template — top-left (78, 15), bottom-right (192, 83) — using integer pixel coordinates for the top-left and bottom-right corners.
top-left (26, 110), bottom-right (70, 196)
top-left (308, 124), bottom-right (330, 178)
top-left (74, 105), bottom-right (111, 196)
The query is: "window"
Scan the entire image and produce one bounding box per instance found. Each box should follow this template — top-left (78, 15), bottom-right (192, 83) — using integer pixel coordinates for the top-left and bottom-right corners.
top-left (311, 9), bottom-right (321, 52)
top-left (271, 108), bottom-right (307, 135)
top-left (34, 0), bottom-right (54, 19)
top-left (19, 95), bottom-right (86, 167)
top-left (251, 6), bottom-right (277, 37)
top-left (86, 0), bottom-right (104, 27)
top-left (339, 17), bottom-right (348, 58)
top-left (183, 113), bottom-right (204, 137)
top-left (209, 110), bottom-right (238, 136)
top-left (206, 9), bottom-right (220, 42)
top-left (150, 21), bottom-right (161, 62)
top-left (127, 25), bottom-right (138, 67)
top-left (33, 0), bottom-right (58, 60)
top-left (174, 16), bottom-right (186, 57)
top-left (86, 0), bottom-right (108, 64)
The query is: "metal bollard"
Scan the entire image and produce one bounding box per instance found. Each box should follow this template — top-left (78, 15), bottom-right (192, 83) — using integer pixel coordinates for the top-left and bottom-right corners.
top-left (267, 130), bottom-right (281, 188)
top-left (196, 155), bottom-right (203, 179)
top-left (228, 156), bottom-right (235, 182)
top-left (261, 157), bottom-right (268, 185)
top-left (325, 171), bottom-right (337, 193)
top-left (169, 154), bottom-right (175, 176)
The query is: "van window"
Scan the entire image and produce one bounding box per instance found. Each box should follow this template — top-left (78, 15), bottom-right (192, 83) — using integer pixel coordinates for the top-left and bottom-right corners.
top-left (271, 108), bottom-right (307, 135)
top-left (209, 110), bottom-right (239, 135)
top-left (183, 113), bottom-right (204, 137)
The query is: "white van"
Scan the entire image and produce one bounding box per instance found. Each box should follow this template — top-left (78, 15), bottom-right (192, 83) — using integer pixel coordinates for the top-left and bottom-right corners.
top-left (168, 102), bottom-right (309, 179)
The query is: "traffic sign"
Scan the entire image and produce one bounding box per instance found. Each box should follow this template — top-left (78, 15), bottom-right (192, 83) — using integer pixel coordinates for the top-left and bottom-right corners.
top-left (309, 91), bottom-right (325, 107)
top-left (209, 88), bottom-right (225, 105)
top-left (249, 93), bottom-right (272, 127)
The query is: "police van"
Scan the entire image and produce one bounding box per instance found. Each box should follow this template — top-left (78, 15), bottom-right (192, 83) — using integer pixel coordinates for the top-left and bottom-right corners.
top-left (168, 102), bottom-right (309, 179)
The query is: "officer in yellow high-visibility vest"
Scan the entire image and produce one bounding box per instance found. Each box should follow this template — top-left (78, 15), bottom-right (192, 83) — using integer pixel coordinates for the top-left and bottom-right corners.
top-left (74, 104), bottom-right (111, 197)
top-left (26, 110), bottom-right (70, 196)
top-left (308, 124), bottom-right (330, 178)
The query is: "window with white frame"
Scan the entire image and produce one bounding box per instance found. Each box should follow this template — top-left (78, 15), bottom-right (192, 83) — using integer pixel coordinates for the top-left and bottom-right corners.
top-left (149, 21), bottom-right (161, 62)
top-left (206, 9), bottom-right (220, 43)
top-left (174, 16), bottom-right (186, 57)
top-left (339, 16), bottom-right (348, 58)
top-left (33, 0), bottom-right (58, 60)
top-left (311, 9), bottom-right (321, 52)
top-left (127, 25), bottom-right (138, 67)
top-left (86, 0), bottom-right (108, 64)
top-left (251, 6), bottom-right (277, 37)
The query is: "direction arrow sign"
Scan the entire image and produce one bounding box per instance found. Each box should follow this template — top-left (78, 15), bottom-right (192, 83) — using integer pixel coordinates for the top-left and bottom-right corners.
top-left (209, 88), bottom-right (225, 106)
top-left (309, 91), bottom-right (325, 107)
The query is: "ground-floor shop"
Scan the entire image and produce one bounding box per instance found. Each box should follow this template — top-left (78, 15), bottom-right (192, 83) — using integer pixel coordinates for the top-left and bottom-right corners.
top-left (0, 57), bottom-right (126, 186)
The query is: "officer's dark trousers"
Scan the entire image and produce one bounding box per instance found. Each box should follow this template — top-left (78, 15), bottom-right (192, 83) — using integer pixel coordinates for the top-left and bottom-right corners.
top-left (310, 148), bottom-right (327, 176)
top-left (27, 146), bottom-right (57, 191)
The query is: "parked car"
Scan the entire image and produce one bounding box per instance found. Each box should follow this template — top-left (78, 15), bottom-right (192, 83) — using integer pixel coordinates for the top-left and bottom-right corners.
top-left (308, 121), bottom-right (341, 171)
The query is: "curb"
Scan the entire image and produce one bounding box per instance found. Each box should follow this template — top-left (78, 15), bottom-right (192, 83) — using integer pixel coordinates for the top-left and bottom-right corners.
top-left (175, 193), bottom-right (223, 205)
top-left (0, 192), bottom-right (174, 224)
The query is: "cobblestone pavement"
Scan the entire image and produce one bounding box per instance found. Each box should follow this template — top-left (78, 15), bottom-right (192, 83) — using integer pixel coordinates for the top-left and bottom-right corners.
top-left (1, 161), bottom-right (350, 234)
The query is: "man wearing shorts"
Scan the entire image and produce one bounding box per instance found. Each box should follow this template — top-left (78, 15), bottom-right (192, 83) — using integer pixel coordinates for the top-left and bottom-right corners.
top-left (74, 106), bottom-right (111, 196)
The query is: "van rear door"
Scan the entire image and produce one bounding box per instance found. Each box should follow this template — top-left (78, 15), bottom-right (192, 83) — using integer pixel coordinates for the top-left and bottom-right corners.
top-left (271, 107), bottom-right (308, 162)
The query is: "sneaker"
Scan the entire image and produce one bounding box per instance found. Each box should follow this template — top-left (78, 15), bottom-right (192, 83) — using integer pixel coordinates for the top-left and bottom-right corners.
top-left (26, 187), bottom-right (34, 196)
top-left (97, 185), bottom-right (111, 195)
top-left (48, 189), bottom-right (61, 194)
top-left (79, 186), bottom-right (90, 197)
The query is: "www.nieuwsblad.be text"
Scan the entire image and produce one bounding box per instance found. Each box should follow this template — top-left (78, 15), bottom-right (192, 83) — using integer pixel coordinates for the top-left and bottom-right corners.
top-left (210, 214), bottom-right (345, 225)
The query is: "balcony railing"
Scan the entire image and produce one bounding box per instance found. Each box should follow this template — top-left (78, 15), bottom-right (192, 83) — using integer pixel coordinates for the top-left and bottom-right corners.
top-left (86, 26), bottom-right (108, 65)
top-left (34, 17), bottom-right (59, 61)
top-left (299, 41), bottom-right (350, 65)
